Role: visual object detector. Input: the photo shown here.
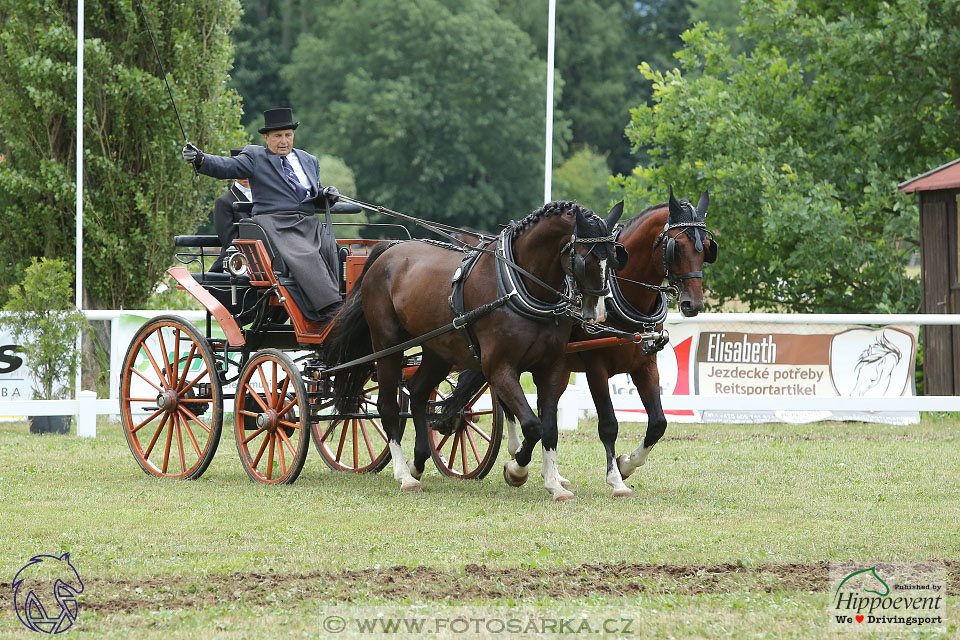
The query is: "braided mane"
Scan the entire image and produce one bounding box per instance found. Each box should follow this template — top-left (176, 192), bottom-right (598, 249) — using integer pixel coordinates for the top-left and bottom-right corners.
top-left (513, 200), bottom-right (595, 236)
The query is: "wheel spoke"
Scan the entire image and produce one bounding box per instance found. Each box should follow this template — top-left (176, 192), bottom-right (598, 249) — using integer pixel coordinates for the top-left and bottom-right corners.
top-left (461, 428), bottom-right (469, 474)
top-left (448, 428), bottom-right (461, 470)
top-left (353, 420), bottom-right (359, 469)
top-left (465, 425), bottom-right (481, 464)
top-left (252, 431), bottom-right (270, 467)
top-left (257, 365), bottom-right (272, 407)
top-left (278, 427), bottom-right (297, 457)
top-left (175, 415), bottom-right (187, 474)
top-left (277, 396), bottom-right (298, 417)
top-left (368, 418), bottom-right (388, 441)
top-left (131, 408), bottom-right (164, 434)
top-left (179, 412), bottom-right (203, 457)
top-left (319, 421), bottom-right (338, 443)
top-left (139, 342), bottom-right (168, 386)
top-left (176, 343), bottom-right (198, 390)
top-left (276, 376), bottom-right (291, 411)
top-left (156, 327), bottom-right (174, 384)
top-left (435, 432), bottom-right (451, 451)
top-left (242, 427), bottom-right (266, 444)
top-left (359, 420), bottom-right (376, 461)
top-left (162, 414), bottom-right (175, 474)
top-left (172, 327), bottom-right (182, 385)
top-left (335, 420), bottom-right (349, 462)
top-left (179, 404), bottom-right (212, 434)
top-left (266, 434), bottom-right (276, 479)
top-left (131, 366), bottom-right (164, 393)
top-left (276, 432), bottom-right (287, 477)
top-left (143, 412), bottom-right (169, 459)
top-left (277, 419), bottom-right (301, 431)
top-left (466, 419), bottom-right (492, 443)
top-left (245, 384), bottom-right (270, 412)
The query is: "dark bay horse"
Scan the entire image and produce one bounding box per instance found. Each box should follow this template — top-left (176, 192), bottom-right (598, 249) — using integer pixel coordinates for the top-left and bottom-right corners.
top-left (324, 201), bottom-right (624, 501)
top-left (434, 189), bottom-right (717, 497)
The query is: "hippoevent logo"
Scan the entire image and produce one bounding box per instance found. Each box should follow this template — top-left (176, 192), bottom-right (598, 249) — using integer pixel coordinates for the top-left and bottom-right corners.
top-left (829, 562), bottom-right (945, 632)
top-left (12, 553), bottom-right (84, 634)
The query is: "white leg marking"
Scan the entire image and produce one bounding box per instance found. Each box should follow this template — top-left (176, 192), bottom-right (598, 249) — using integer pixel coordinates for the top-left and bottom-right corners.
top-left (542, 449), bottom-right (574, 502)
top-left (506, 416), bottom-right (521, 458)
top-left (389, 441), bottom-right (421, 492)
top-left (606, 465), bottom-right (633, 499)
top-left (618, 444), bottom-right (654, 479)
top-left (503, 458), bottom-right (528, 486)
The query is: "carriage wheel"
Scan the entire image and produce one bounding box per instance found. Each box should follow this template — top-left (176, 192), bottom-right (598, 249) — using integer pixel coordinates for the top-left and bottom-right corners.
top-left (120, 315), bottom-right (223, 480)
top-left (428, 373), bottom-right (503, 479)
top-left (312, 373), bottom-right (395, 473)
top-left (234, 349), bottom-right (310, 484)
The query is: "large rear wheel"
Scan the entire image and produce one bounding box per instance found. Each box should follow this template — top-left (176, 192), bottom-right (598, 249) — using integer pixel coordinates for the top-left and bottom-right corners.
top-left (120, 315), bottom-right (223, 479)
top-left (234, 349), bottom-right (310, 484)
top-left (428, 373), bottom-right (503, 479)
top-left (312, 373), bottom-right (394, 473)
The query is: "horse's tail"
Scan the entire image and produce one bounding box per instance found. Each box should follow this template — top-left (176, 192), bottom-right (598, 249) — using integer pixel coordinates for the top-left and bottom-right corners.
top-left (324, 241), bottom-right (399, 417)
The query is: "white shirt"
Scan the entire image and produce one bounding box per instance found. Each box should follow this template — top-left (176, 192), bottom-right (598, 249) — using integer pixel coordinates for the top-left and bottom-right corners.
top-left (282, 151), bottom-right (313, 195)
top-left (234, 182), bottom-right (252, 200)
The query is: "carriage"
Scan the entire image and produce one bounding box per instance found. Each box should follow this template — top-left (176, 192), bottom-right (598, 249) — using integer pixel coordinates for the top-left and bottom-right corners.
top-left (119, 202), bottom-right (507, 485)
top-left (120, 191), bottom-right (714, 496)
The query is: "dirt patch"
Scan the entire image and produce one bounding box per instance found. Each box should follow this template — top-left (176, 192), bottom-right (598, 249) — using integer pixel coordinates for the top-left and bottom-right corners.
top-left (9, 560), bottom-right (940, 615)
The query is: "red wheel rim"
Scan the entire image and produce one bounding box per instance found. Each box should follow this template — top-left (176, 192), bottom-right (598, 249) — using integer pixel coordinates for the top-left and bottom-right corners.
top-left (315, 374), bottom-right (392, 472)
top-left (121, 319), bottom-right (220, 479)
top-left (428, 378), bottom-right (500, 479)
top-left (235, 353), bottom-right (307, 484)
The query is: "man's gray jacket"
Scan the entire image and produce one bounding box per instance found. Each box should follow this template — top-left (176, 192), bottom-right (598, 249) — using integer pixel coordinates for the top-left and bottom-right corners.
top-left (197, 145), bottom-right (341, 313)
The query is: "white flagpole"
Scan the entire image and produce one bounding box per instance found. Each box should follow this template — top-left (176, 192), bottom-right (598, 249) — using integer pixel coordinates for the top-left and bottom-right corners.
top-left (543, 0), bottom-right (556, 204)
top-left (75, 0), bottom-right (84, 400)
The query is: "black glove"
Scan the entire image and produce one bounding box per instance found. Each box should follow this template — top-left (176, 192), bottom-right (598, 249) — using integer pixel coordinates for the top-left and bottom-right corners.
top-left (181, 143), bottom-right (203, 167)
top-left (321, 186), bottom-right (340, 204)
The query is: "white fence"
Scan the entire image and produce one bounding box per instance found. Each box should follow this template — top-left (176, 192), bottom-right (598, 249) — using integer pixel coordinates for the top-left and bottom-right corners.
top-left (2, 310), bottom-right (958, 437)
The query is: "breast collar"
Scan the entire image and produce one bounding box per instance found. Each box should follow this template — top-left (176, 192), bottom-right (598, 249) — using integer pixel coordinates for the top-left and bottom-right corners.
top-left (604, 226), bottom-right (668, 330)
top-left (494, 225), bottom-right (573, 322)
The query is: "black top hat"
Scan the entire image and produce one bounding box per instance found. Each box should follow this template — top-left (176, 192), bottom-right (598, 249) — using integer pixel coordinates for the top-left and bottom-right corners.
top-left (230, 147), bottom-right (244, 157)
top-left (258, 108), bottom-right (299, 134)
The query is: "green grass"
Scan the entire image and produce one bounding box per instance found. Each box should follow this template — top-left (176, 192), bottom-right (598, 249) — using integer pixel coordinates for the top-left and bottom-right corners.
top-left (0, 417), bottom-right (957, 638)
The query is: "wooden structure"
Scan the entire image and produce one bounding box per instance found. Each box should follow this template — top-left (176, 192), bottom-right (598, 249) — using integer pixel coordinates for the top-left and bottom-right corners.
top-left (899, 159), bottom-right (960, 395)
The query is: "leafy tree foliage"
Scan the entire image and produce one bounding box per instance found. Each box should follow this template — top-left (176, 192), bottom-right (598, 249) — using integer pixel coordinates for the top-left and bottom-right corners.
top-left (286, 0), bottom-right (550, 231)
top-left (0, 0), bottom-right (246, 308)
top-left (618, 1), bottom-right (958, 313)
top-left (552, 147), bottom-right (614, 214)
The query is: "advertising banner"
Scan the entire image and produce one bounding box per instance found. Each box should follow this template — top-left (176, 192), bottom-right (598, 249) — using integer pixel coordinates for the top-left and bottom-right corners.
top-left (576, 322), bottom-right (919, 425)
top-left (0, 329), bottom-right (32, 402)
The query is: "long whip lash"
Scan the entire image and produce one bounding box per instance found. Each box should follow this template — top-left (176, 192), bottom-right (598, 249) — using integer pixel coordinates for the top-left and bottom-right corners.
top-left (135, 0), bottom-right (196, 174)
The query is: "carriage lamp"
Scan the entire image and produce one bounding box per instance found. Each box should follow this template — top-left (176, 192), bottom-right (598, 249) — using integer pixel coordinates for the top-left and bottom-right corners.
top-left (226, 248), bottom-right (248, 277)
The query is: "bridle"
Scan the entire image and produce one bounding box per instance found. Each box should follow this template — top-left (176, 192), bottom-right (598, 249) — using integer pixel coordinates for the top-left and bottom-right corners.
top-left (652, 220), bottom-right (717, 292)
top-left (560, 230), bottom-right (620, 298)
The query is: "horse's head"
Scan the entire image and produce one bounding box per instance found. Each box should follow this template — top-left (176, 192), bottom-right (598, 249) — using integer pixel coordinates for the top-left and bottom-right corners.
top-left (652, 187), bottom-right (718, 317)
top-left (852, 333), bottom-right (903, 396)
top-left (565, 201), bottom-right (625, 323)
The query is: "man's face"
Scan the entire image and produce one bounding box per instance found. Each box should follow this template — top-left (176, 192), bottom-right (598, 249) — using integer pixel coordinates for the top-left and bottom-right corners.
top-left (263, 129), bottom-right (295, 156)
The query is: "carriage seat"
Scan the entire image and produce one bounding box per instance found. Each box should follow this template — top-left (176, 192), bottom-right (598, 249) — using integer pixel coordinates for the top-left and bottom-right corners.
top-left (231, 201), bottom-right (364, 215)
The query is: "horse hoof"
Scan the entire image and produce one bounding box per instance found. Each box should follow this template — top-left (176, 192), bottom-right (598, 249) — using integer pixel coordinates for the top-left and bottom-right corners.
top-left (612, 487), bottom-right (634, 499)
top-left (553, 490), bottom-right (576, 503)
top-left (503, 462), bottom-right (528, 487)
top-left (401, 480), bottom-right (422, 493)
top-left (617, 454), bottom-right (635, 480)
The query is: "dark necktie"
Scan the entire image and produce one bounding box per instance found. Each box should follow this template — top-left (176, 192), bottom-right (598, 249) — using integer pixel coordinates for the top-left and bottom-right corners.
top-left (280, 156), bottom-right (308, 202)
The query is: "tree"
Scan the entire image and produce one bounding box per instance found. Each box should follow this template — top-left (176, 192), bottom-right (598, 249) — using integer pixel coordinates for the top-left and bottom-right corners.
top-left (617, 1), bottom-right (960, 313)
top-left (286, 0), bottom-right (556, 232)
top-left (0, 0), bottom-right (246, 309)
top-left (552, 147), bottom-right (614, 214)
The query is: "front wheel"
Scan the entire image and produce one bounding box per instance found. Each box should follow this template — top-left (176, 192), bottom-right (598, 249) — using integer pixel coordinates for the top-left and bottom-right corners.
top-left (428, 373), bottom-right (503, 479)
top-left (234, 349), bottom-right (310, 484)
top-left (120, 315), bottom-right (223, 479)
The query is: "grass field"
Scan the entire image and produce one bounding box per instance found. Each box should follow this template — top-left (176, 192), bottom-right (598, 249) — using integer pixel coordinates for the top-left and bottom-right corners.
top-left (0, 415), bottom-right (957, 638)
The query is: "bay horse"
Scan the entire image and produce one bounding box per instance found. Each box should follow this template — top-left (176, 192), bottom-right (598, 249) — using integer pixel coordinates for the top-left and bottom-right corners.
top-left (324, 201), bottom-right (624, 501)
top-left (433, 188), bottom-right (717, 497)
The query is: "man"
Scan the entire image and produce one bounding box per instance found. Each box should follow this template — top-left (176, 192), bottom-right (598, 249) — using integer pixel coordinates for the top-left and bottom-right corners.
top-left (209, 147), bottom-right (252, 272)
top-left (182, 108), bottom-right (342, 317)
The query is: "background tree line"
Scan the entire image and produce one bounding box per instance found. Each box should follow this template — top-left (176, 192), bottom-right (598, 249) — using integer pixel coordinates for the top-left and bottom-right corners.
top-left (2, 0), bottom-right (957, 331)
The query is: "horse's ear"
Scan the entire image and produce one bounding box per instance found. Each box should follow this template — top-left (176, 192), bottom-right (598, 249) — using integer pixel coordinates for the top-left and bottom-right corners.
top-left (574, 207), bottom-right (590, 232)
top-left (668, 186), bottom-right (682, 218)
top-left (696, 190), bottom-right (709, 217)
top-left (605, 201), bottom-right (624, 229)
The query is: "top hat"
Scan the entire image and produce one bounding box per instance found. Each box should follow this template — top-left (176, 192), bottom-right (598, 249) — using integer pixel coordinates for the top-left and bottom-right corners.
top-left (230, 147), bottom-right (244, 157)
top-left (258, 108), bottom-right (299, 134)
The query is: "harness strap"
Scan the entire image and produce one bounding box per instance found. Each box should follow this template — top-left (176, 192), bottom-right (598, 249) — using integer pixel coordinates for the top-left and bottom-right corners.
top-left (323, 294), bottom-right (512, 375)
top-left (449, 249), bottom-right (487, 363)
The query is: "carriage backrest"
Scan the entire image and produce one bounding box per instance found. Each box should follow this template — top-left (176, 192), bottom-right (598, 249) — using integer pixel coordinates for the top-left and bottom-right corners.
top-left (236, 220), bottom-right (288, 276)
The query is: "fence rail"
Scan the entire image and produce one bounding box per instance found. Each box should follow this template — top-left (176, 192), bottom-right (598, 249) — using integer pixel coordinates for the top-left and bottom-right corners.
top-left (0, 310), bottom-right (956, 437)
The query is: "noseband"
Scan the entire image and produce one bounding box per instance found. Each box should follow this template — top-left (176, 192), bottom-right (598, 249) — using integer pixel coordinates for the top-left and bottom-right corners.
top-left (652, 221), bottom-right (715, 290)
top-left (561, 232), bottom-right (617, 298)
